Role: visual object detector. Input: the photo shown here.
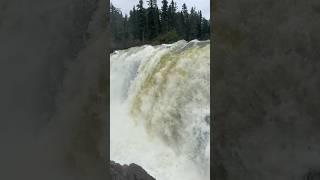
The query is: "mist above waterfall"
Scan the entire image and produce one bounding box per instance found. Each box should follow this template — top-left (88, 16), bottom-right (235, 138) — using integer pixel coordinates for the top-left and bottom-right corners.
top-left (110, 40), bottom-right (210, 180)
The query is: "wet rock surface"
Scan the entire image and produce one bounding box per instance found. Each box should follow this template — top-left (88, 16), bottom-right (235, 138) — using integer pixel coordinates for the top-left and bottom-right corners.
top-left (110, 161), bottom-right (156, 180)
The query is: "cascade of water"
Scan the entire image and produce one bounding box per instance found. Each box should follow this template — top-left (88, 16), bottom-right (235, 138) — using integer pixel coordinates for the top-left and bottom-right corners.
top-left (110, 40), bottom-right (210, 180)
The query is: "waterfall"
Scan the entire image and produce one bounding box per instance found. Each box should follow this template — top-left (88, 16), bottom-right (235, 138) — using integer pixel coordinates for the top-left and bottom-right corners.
top-left (110, 40), bottom-right (210, 180)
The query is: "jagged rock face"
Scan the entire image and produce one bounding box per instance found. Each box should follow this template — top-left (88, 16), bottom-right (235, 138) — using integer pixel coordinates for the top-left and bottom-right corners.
top-left (110, 161), bottom-right (156, 180)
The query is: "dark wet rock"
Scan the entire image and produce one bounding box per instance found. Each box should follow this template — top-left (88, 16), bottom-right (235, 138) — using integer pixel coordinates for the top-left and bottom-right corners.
top-left (205, 115), bottom-right (210, 125)
top-left (110, 161), bottom-right (156, 180)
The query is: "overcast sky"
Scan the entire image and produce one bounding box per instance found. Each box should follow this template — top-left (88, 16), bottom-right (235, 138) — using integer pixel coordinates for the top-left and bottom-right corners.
top-left (111, 0), bottom-right (210, 19)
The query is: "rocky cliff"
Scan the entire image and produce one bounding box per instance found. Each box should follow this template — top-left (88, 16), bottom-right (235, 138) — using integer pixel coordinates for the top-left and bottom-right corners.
top-left (110, 161), bottom-right (156, 180)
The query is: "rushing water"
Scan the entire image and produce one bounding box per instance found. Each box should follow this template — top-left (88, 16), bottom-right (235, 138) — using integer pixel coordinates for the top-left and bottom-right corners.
top-left (110, 40), bottom-right (210, 180)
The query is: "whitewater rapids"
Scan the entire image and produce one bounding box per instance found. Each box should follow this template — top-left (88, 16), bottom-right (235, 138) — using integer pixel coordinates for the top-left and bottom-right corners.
top-left (110, 40), bottom-right (210, 180)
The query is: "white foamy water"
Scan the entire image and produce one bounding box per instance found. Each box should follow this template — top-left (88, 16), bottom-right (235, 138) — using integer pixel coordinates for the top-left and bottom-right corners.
top-left (110, 40), bottom-right (210, 180)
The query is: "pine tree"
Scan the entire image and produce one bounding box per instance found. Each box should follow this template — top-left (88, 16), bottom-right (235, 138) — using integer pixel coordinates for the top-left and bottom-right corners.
top-left (146, 0), bottom-right (160, 40)
top-left (168, 0), bottom-right (175, 30)
top-left (202, 18), bottom-right (210, 39)
top-left (161, 0), bottom-right (169, 32)
top-left (176, 12), bottom-right (185, 38)
top-left (181, 3), bottom-right (190, 40)
top-left (110, 4), bottom-right (123, 41)
top-left (129, 7), bottom-right (139, 39)
top-left (123, 15), bottom-right (129, 40)
top-left (197, 11), bottom-right (202, 39)
top-left (155, 7), bottom-right (161, 35)
top-left (189, 7), bottom-right (197, 39)
top-left (182, 3), bottom-right (188, 16)
top-left (110, 1), bottom-right (210, 49)
top-left (137, 0), bottom-right (146, 41)
top-left (147, 0), bottom-right (157, 8)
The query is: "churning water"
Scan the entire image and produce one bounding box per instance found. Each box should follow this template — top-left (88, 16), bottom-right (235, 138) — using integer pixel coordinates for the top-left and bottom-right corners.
top-left (110, 40), bottom-right (210, 180)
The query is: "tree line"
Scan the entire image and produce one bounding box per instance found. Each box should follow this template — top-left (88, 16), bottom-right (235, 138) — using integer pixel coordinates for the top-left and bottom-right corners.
top-left (110, 0), bottom-right (210, 50)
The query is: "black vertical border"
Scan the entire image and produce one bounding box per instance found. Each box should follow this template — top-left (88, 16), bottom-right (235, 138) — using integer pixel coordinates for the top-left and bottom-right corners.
top-left (210, 0), bottom-right (215, 179)
top-left (106, 0), bottom-right (111, 178)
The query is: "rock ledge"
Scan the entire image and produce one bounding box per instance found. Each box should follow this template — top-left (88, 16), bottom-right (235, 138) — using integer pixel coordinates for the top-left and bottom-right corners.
top-left (110, 161), bottom-right (156, 180)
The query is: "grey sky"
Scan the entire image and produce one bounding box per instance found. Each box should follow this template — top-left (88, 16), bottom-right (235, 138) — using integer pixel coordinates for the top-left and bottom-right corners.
top-left (110, 0), bottom-right (210, 19)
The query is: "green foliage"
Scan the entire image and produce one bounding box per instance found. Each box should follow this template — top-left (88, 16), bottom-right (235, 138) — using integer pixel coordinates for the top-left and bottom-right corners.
top-left (110, 0), bottom-right (210, 50)
top-left (153, 30), bottom-right (180, 44)
top-left (161, 0), bottom-right (169, 32)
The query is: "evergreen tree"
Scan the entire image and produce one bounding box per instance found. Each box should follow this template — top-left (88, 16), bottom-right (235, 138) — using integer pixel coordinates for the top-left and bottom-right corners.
top-left (110, 4), bottom-right (123, 41)
top-left (137, 0), bottom-right (146, 41)
top-left (110, 0), bottom-right (210, 49)
top-left (147, 0), bottom-right (157, 8)
top-left (129, 7), bottom-right (139, 39)
top-left (146, 0), bottom-right (160, 40)
top-left (123, 15), bottom-right (129, 40)
top-left (202, 18), bottom-right (210, 39)
top-left (161, 0), bottom-right (169, 32)
top-left (168, 0), bottom-right (178, 30)
top-left (182, 3), bottom-right (188, 16)
top-left (181, 3), bottom-right (190, 40)
top-left (197, 11), bottom-right (202, 39)
top-left (176, 12), bottom-right (185, 38)
top-left (189, 7), bottom-right (198, 39)
top-left (155, 7), bottom-right (161, 34)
